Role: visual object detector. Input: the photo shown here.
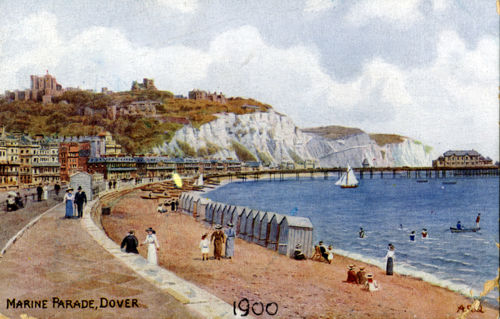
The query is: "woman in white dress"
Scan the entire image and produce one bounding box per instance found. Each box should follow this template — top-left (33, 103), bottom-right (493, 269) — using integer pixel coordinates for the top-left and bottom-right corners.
top-left (142, 227), bottom-right (160, 264)
top-left (42, 184), bottom-right (49, 200)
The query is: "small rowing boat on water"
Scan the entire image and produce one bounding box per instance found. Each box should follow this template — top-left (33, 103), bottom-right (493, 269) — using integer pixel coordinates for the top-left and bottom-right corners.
top-left (442, 180), bottom-right (457, 185)
top-left (416, 179), bottom-right (428, 183)
top-left (450, 227), bottom-right (480, 233)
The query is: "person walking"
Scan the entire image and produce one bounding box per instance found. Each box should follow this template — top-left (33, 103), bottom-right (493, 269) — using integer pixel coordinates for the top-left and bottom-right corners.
top-left (54, 183), bottom-right (61, 198)
top-left (121, 230), bottom-right (139, 253)
top-left (199, 233), bottom-right (210, 261)
top-left (170, 200), bottom-right (175, 212)
top-left (211, 225), bottom-right (226, 260)
top-left (74, 186), bottom-right (87, 218)
top-left (224, 223), bottom-right (235, 259)
top-left (42, 184), bottom-right (48, 201)
top-left (63, 188), bottom-right (75, 218)
top-left (36, 184), bottom-right (43, 202)
top-left (142, 227), bottom-right (160, 264)
top-left (385, 243), bottom-right (395, 275)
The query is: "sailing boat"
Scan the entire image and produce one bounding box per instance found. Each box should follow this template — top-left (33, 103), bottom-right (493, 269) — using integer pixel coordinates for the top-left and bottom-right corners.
top-left (335, 164), bottom-right (359, 188)
top-left (194, 174), bottom-right (204, 186)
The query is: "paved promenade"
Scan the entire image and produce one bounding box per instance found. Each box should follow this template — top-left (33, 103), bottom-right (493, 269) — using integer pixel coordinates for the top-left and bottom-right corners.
top-left (0, 203), bottom-right (201, 319)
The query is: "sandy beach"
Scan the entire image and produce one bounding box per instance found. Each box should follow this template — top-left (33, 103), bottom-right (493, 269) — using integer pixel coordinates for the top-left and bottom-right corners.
top-left (102, 190), bottom-right (498, 319)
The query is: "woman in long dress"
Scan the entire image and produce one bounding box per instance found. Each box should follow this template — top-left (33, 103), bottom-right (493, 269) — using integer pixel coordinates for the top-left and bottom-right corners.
top-left (224, 223), bottom-right (235, 259)
top-left (42, 184), bottom-right (49, 200)
top-left (63, 189), bottom-right (74, 218)
top-left (211, 224), bottom-right (225, 260)
top-left (385, 243), bottom-right (395, 275)
top-left (143, 227), bottom-right (160, 264)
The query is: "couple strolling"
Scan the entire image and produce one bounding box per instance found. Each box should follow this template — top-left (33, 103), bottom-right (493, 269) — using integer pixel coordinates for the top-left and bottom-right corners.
top-left (121, 227), bottom-right (160, 264)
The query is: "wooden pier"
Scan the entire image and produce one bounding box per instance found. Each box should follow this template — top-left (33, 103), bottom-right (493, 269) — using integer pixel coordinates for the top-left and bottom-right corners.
top-left (205, 166), bottom-right (499, 181)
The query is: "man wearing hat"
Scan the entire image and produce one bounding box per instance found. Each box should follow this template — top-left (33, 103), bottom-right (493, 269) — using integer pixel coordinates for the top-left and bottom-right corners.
top-left (121, 230), bottom-right (139, 254)
top-left (211, 225), bottom-right (226, 260)
top-left (346, 265), bottom-right (357, 283)
top-left (74, 186), bottom-right (87, 218)
top-left (224, 223), bottom-right (235, 259)
top-left (356, 266), bottom-right (367, 285)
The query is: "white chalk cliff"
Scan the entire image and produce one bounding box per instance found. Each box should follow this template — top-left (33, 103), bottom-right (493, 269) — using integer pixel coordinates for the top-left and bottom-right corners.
top-left (155, 110), bottom-right (436, 167)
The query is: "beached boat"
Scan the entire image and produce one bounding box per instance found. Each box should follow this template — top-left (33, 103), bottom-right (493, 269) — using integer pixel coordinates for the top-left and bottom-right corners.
top-left (335, 164), bottom-right (358, 188)
top-left (450, 227), bottom-right (480, 233)
top-left (140, 195), bottom-right (159, 200)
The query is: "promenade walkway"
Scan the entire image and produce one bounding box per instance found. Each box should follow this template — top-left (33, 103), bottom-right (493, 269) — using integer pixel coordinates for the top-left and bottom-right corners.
top-left (0, 203), bottom-right (201, 319)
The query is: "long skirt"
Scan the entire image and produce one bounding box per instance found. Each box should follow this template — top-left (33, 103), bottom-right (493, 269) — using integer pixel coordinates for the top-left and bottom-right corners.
top-left (147, 244), bottom-right (158, 264)
top-left (225, 237), bottom-right (234, 257)
top-left (65, 200), bottom-right (74, 218)
top-left (214, 239), bottom-right (223, 259)
top-left (386, 257), bottom-right (394, 275)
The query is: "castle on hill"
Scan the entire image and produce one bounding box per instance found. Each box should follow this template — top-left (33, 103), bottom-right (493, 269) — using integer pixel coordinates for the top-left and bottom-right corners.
top-left (4, 71), bottom-right (65, 104)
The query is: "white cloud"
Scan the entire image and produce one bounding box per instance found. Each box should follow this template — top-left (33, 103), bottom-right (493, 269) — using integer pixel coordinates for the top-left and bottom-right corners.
top-left (304, 0), bottom-right (334, 13)
top-left (346, 0), bottom-right (423, 27)
top-left (156, 0), bottom-right (199, 13)
top-left (432, 0), bottom-right (450, 12)
top-left (0, 14), bottom-right (497, 160)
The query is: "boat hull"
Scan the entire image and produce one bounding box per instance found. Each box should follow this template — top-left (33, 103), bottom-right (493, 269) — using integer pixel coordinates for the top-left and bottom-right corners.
top-left (450, 227), bottom-right (480, 233)
top-left (340, 185), bottom-right (358, 189)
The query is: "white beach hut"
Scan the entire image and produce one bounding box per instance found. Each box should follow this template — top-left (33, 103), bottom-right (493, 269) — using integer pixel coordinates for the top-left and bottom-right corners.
top-left (278, 216), bottom-right (314, 258)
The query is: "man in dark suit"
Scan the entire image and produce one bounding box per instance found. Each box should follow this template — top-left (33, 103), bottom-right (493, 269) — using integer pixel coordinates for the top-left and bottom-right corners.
top-left (74, 186), bottom-right (87, 218)
top-left (36, 184), bottom-right (43, 201)
top-left (121, 231), bottom-right (139, 253)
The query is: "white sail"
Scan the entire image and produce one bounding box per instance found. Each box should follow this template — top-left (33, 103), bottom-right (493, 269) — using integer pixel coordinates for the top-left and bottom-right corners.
top-left (195, 174), bottom-right (203, 186)
top-left (335, 164), bottom-right (358, 187)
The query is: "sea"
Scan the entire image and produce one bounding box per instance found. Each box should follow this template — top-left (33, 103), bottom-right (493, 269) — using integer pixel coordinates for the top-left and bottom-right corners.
top-left (203, 174), bottom-right (499, 304)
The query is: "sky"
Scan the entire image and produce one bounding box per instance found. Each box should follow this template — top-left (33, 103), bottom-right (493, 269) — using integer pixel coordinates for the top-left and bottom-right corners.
top-left (0, 0), bottom-right (498, 160)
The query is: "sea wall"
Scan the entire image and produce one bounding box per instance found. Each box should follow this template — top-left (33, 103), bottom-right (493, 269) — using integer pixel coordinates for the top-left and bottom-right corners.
top-left (179, 191), bottom-right (315, 258)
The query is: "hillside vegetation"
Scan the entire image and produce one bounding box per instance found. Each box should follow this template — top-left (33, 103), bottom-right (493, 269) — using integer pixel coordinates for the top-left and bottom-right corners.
top-left (302, 125), bottom-right (365, 139)
top-left (0, 89), bottom-right (270, 154)
top-left (369, 134), bottom-right (406, 146)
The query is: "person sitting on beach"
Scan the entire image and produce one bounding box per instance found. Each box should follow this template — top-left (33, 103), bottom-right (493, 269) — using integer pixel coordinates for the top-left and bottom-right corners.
top-left (157, 204), bottom-right (167, 214)
top-left (319, 241), bottom-right (329, 262)
top-left (293, 244), bottom-right (306, 260)
top-left (364, 274), bottom-right (380, 292)
top-left (456, 221), bottom-right (462, 230)
top-left (120, 230), bottom-right (139, 254)
top-left (359, 227), bottom-right (365, 238)
top-left (421, 228), bottom-right (428, 238)
top-left (326, 245), bottom-right (334, 264)
top-left (409, 231), bottom-right (416, 241)
top-left (346, 265), bottom-right (357, 283)
top-left (356, 266), bottom-right (367, 285)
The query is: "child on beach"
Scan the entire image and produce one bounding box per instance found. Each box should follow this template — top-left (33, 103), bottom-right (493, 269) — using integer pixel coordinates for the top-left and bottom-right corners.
top-left (199, 233), bottom-right (210, 261)
top-left (327, 245), bottom-right (334, 263)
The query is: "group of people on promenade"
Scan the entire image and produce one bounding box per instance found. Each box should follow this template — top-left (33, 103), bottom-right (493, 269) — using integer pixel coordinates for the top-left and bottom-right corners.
top-left (346, 264), bottom-right (380, 291)
top-left (4, 182), bottom-right (62, 212)
top-left (63, 186), bottom-right (87, 219)
top-left (200, 223), bottom-right (235, 261)
top-left (120, 227), bottom-right (160, 264)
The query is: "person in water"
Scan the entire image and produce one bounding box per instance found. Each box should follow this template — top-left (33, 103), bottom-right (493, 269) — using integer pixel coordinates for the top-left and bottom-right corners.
top-left (475, 213), bottom-right (481, 228)
top-left (456, 221), bottom-right (462, 230)
top-left (359, 227), bottom-right (365, 238)
top-left (409, 231), bottom-right (416, 241)
top-left (421, 228), bottom-right (428, 238)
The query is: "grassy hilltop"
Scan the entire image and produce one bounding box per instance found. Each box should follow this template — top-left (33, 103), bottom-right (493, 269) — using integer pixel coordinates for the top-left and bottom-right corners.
top-left (0, 89), bottom-right (270, 154)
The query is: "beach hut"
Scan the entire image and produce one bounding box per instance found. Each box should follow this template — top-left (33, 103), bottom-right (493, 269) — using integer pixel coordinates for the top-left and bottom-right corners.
top-left (194, 198), bottom-right (208, 220)
top-left (253, 211), bottom-right (265, 244)
top-left (245, 210), bottom-right (259, 242)
top-left (183, 194), bottom-right (192, 213)
top-left (232, 206), bottom-right (245, 236)
top-left (185, 195), bottom-right (193, 214)
top-left (179, 193), bottom-right (187, 210)
top-left (222, 205), bottom-right (234, 227)
top-left (213, 203), bottom-right (224, 226)
top-left (278, 216), bottom-right (314, 258)
top-left (258, 212), bottom-right (275, 247)
top-left (188, 194), bottom-right (199, 215)
top-left (237, 207), bottom-right (250, 239)
top-left (205, 202), bottom-right (214, 225)
top-left (267, 213), bottom-right (285, 251)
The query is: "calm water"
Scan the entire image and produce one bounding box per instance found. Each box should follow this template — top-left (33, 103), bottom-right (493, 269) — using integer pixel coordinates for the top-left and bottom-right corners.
top-left (204, 175), bottom-right (499, 304)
